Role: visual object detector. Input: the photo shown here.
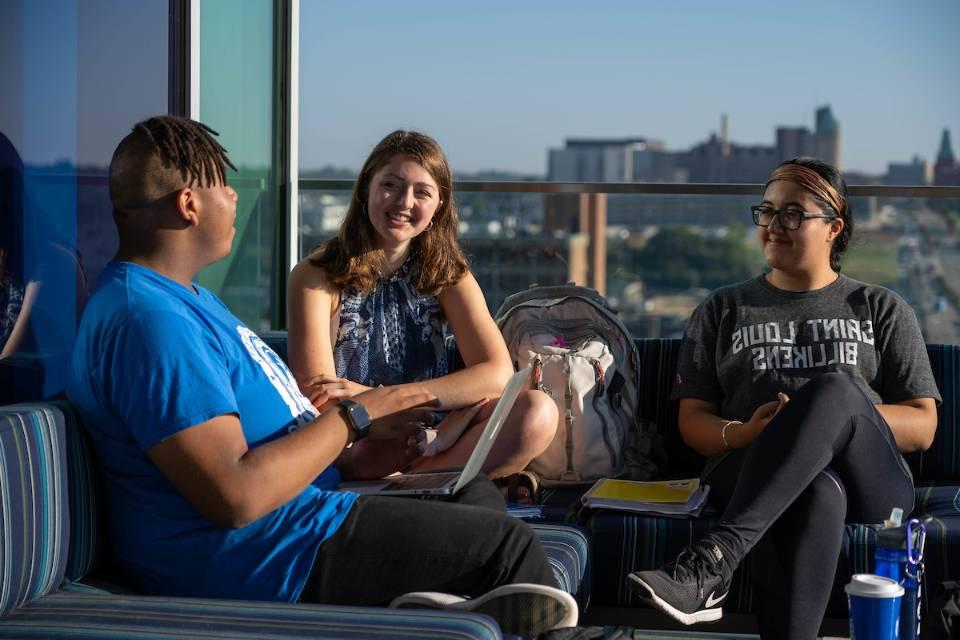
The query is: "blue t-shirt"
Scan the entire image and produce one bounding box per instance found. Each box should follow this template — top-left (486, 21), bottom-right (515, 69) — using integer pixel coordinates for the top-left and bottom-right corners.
top-left (66, 262), bottom-right (358, 601)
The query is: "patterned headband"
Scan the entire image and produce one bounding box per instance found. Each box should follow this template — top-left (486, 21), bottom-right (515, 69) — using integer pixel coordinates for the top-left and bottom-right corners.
top-left (765, 164), bottom-right (845, 216)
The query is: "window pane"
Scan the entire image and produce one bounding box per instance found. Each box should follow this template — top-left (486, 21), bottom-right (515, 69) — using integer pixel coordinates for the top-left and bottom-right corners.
top-left (198, 0), bottom-right (276, 333)
top-left (297, 2), bottom-right (960, 342)
top-left (0, 0), bottom-right (168, 401)
top-left (299, 187), bottom-right (960, 343)
top-left (299, 2), bottom-right (959, 187)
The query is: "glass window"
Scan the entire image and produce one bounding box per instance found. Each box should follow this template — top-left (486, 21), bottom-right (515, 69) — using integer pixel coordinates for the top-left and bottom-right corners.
top-left (297, 2), bottom-right (960, 342)
top-left (0, 0), bottom-right (168, 400)
top-left (198, 0), bottom-right (277, 333)
top-left (299, 3), bottom-right (958, 187)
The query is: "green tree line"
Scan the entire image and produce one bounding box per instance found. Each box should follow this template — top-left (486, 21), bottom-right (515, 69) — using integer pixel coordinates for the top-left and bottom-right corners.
top-left (611, 225), bottom-right (760, 293)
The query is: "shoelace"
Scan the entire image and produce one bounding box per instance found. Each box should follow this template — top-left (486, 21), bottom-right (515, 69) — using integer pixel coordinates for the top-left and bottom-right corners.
top-left (669, 545), bottom-right (719, 599)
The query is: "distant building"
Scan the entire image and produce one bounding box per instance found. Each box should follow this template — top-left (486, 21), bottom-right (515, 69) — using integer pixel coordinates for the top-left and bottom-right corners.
top-left (814, 105), bottom-right (840, 167)
top-left (774, 106), bottom-right (839, 167)
top-left (686, 134), bottom-right (777, 183)
top-left (776, 127), bottom-right (816, 162)
top-left (548, 138), bottom-right (665, 182)
top-left (546, 106), bottom-right (841, 185)
top-left (885, 156), bottom-right (930, 185)
top-left (934, 129), bottom-right (960, 186)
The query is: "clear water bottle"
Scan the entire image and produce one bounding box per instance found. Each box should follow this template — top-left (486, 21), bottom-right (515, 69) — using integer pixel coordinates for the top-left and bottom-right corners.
top-left (874, 508), bottom-right (926, 640)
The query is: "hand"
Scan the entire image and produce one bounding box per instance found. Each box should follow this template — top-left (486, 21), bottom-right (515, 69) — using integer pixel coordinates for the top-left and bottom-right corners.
top-left (354, 384), bottom-right (439, 440)
top-left (427, 399), bottom-right (487, 455)
top-left (740, 398), bottom-right (783, 444)
top-left (341, 431), bottom-right (427, 480)
top-left (300, 374), bottom-right (371, 412)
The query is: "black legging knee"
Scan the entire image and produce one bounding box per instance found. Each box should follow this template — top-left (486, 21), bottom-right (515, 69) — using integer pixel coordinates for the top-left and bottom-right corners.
top-left (714, 372), bottom-right (912, 561)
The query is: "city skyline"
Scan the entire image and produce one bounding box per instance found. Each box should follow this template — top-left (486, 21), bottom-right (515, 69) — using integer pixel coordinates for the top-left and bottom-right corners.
top-left (303, 107), bottom-right (949, 183)
top-left (299, 0), bottom-right (959, 177)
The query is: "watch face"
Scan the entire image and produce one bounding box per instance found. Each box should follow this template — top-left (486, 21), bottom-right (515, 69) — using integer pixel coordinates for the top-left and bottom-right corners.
top-left (344, 401), bottom-right (372, 440)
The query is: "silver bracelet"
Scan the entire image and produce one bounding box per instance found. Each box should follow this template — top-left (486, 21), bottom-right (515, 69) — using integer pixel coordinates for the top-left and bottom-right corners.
top-left (721, 420), bottom-right (743, 449)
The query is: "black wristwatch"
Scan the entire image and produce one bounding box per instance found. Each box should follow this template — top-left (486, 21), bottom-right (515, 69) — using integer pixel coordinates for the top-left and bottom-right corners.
top-left (338, 399), bottom-right (372, 444)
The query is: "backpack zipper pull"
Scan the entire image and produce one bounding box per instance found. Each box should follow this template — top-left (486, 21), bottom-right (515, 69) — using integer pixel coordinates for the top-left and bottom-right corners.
top-left (592, 359), bottom-right (605, 397)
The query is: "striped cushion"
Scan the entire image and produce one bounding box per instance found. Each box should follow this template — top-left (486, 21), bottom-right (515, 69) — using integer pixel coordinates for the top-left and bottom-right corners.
top-left (906, 344), bottom-right (960, 482)
top-left (634, 339), bottom-right (706, 478)
top-left (0, 406), bottom-right (69, 616)
top-left (914, 484), bottom-right (960, 518)
top-left (0, 592), bottom-right (503, 639)
top-left (524, 522), bottom-right (591, 608)
top-left (51, 399), bottom-right (104, 583)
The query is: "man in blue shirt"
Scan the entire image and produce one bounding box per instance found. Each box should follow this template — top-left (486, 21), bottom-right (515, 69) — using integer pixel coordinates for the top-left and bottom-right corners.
top-left (67, 116), bottom-right (576, 638)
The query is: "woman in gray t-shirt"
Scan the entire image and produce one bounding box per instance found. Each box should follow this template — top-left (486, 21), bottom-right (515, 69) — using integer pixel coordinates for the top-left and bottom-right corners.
top-left (628, 157), bottom-right (941, 638)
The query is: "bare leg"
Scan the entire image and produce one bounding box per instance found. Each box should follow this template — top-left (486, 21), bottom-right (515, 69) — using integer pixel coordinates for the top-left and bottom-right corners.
top-left (407, 389), bottom-right (557, 478)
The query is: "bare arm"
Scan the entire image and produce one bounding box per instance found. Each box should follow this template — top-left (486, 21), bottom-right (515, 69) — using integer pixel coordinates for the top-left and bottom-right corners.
top-left (0, 280), bottom-right (39, 359)
top-left (426, 272), bottom-right (513, 409)
top-left (677, 397), bottom-right (782, 457)
top-left (679, 395), bottom-right (938, 457)
top-left (147, 385), bottom-right (435, 529)
top-left (876, 398), bottom-right (938, 452)
top-left (286, 259), bottom-right (343, 384)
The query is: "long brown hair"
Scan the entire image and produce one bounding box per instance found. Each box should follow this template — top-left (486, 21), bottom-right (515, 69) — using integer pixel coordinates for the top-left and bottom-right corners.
top-left (308, 130), bottom-right (469, 294)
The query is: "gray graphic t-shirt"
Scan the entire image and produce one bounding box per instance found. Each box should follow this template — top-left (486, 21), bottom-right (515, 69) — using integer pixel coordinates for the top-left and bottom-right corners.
top-left (671, 274), bottom-right (942, 422)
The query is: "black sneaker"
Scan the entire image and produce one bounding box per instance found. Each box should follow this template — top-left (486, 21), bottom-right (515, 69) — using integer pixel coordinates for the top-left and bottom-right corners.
top-left (626, 540), bottom-right (733, 625)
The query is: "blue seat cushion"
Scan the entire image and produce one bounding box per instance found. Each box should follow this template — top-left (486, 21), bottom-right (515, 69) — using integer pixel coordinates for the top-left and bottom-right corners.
top-left (0, 405), bottom-right (70, 616)
top-left (524, 521), bottom-right (591, 608)
top-left (0, 592), bottom-right (503, 639)
top-left (905, 344), bottom-right (960, 483)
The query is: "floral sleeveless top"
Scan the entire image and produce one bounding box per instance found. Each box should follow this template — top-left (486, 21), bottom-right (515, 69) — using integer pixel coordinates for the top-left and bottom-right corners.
top-left (334, 260), bottom-right (448, 387)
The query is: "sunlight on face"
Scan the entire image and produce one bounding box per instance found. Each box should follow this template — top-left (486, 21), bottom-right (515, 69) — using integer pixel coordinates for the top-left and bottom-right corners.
top-left (366, 154), bottom-right (441, 255)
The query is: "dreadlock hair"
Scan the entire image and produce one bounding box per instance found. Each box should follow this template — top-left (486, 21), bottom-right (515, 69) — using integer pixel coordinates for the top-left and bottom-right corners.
top-left (109, 115), bottom-right (236, 215)
top-left (307, 130), bottom-right (469, 295)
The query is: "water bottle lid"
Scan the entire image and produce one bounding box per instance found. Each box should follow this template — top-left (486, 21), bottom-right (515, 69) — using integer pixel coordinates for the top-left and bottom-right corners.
top-left (884, 507), bottom-right (904, 528)
top-left (845, 574), bottom-right (904, 598)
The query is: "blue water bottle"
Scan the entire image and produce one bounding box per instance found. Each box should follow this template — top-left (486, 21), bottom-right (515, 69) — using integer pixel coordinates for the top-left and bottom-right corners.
top-left (874, 508), bottom-right (926, 640)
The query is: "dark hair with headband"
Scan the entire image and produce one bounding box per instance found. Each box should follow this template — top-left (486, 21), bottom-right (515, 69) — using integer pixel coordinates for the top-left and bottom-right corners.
top-left (764, 157), bottom-right (853, 272)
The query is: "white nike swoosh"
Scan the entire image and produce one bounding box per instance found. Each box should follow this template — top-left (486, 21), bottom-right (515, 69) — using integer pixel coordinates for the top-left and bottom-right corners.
top-left (704, 591), bottom-right (726, 608)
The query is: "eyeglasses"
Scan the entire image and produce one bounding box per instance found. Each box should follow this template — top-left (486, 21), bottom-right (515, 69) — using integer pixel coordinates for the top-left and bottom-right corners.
top-left (750, 205), bottom-right (837, 230)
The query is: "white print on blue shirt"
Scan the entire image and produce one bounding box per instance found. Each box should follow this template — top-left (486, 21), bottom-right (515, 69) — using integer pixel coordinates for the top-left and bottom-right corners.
top-left (729, 318), bottom-right (876, 372)
top-left (236, 326), bottom-right (318, 430)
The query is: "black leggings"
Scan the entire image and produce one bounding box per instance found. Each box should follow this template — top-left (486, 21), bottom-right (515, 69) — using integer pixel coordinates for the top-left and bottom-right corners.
top-left (703, 372), bottom-right (914, 640)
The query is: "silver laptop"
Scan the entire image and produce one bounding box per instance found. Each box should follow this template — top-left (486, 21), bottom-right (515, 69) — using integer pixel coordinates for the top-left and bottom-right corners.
top-left (339, 366), bottom-right (531, 497)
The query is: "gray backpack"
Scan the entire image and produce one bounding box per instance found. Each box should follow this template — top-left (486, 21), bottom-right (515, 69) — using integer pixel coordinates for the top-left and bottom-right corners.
top-left (495, 284), bottom-right (659, 485)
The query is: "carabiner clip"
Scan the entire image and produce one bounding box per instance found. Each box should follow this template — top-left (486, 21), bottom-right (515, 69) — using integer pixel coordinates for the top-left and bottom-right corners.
top-left (907, 518), bottom-right (926, 567)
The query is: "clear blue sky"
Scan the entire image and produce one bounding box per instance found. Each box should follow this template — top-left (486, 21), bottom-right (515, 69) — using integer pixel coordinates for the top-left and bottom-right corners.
top-left (299, 0), bottom-right (960, 176)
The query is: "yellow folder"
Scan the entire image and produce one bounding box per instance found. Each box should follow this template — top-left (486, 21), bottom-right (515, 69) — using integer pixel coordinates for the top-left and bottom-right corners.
top-left (586, 478), bottom-right (700, 504)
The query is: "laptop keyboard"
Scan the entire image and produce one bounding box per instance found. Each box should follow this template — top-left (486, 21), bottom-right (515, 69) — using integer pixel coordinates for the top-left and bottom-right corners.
top-left (384, 472), bottom-right (458, 491)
